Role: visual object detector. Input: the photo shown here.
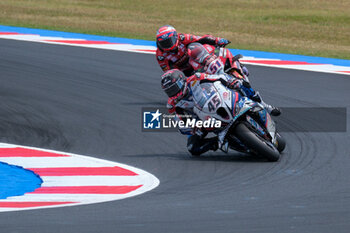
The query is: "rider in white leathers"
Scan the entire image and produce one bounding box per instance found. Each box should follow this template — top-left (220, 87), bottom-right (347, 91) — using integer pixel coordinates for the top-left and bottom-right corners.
top-left (161, 69), bottom-right (247, 156)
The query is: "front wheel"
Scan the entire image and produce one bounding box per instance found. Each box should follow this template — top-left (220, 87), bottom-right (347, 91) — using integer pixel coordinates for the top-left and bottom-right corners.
top-left (234, 123), bottom-right (280, 162)
top-left (276, 133), bottom-right (286, 153)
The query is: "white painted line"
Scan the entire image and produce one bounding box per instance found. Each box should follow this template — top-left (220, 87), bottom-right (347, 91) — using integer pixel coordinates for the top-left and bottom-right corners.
top-left (242, 62), bottom-right (350, 75)
top-left (40, 176), bottom-right (147, 187)
top-left (0, 157), bottom-right (116, 168)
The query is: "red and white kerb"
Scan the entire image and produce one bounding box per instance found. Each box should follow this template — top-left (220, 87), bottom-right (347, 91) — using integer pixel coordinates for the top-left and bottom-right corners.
top-left (0, 143), bottom-right (159, 212)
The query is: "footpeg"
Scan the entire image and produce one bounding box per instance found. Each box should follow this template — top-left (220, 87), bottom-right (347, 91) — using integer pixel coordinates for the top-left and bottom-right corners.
top-left (219, 141), bottom-right (229, 153)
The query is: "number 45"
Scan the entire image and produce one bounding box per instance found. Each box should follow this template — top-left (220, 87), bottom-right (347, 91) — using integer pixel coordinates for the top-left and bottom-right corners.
top-left (208, 95), bottom-right (220, 112)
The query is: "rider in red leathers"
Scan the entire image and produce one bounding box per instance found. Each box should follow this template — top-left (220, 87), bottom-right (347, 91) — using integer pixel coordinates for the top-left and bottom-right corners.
top-left (156, 25), bottom-right (230, 76)
top-left (156, 25), bottom-right (281, 116)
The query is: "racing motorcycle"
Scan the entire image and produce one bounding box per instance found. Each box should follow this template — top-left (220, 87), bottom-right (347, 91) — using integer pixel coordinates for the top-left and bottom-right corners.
top-left (187, 42), bottom-right (248, 80)
top-left (191, 77), bottom-right (286, 162)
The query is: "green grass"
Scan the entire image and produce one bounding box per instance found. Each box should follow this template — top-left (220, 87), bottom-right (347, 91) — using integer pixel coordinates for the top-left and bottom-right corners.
top-left (0, 0), bottom-right (349, 59)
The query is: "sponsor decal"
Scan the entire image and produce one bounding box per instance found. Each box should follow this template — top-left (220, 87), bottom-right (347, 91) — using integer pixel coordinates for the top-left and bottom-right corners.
top-left (191, 79), bottom-right (197, 87)
top-left (179, 34), bottom-right (185, 41)
top-left (160, 33), bottom-right (170, 39)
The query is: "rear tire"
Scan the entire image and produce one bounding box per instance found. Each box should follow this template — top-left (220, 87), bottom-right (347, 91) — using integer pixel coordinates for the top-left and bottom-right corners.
top-left (234, 123), bottom-right (280, 162)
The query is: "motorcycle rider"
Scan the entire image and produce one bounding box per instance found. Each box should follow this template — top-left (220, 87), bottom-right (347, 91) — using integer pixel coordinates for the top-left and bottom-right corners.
top-left (186, 42), bottom-right (281, 116)
top-left (161, 69), bottom-right (254, 156)
top-left (156, 25), bottom-right (231, 76)
top-left (156, 25), bottom-right (280, 116)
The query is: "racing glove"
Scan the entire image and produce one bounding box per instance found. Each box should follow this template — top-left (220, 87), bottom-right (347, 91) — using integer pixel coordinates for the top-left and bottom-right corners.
top-left (226, 78), bottom-right (256, 99)
top-left (226, 79), bottom-right (243, 90)
top-left (217, 38), bottom-right (231, 47)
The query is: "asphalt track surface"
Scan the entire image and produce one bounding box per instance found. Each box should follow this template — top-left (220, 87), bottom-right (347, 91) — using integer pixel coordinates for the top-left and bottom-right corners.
top-left (0, 38), bottom-right (349, 233)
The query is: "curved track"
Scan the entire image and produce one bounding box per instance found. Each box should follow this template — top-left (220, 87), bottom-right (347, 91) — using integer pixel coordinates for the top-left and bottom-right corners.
top-left (0, 39), bottom-right (349, 233)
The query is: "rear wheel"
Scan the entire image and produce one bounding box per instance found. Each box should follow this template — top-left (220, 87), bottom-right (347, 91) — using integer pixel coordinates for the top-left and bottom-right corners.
top-left (234, 123), bottom-right (280, 162)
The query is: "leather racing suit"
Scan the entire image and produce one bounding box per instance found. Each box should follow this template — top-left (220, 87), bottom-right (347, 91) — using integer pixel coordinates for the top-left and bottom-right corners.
top-left (167, 72), bottom-right (247, 156)
top-left (156, 33), bottom-right (228, 76)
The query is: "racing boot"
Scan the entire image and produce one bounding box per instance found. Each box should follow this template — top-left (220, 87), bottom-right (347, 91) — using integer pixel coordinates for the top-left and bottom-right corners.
top-left (187, 135), bottom-right (218, 156)
top-left (201, 137), bottom-right (219, 152)
top-left (251, 92), bottom-right (281, 116)
top-left (242, 66), bottom-right (249, 77)
top-left (261, 102), bottom-right (281, 116)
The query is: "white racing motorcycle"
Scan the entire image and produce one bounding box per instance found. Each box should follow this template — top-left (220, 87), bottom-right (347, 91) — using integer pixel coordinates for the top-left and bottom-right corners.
top-left (191, 78), bottom-right (286, 162)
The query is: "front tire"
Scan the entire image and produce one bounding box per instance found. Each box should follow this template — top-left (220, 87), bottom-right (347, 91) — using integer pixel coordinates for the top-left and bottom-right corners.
top-left (276, 133), bottom-right (286, 153)
top-left (234, 123), bottom-right (280, 162)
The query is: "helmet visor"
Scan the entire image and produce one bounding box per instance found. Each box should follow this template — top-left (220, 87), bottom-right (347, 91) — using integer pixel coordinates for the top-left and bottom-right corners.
top-left (158, 32), bottom-right (178, 50)
top-left (164, 79), bottom-right (184, 97)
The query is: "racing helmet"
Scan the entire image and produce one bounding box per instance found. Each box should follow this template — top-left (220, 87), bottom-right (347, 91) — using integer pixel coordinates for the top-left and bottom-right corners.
top-left (156, 25), bottom-right (179, 52)
top-left (161, 69), bottom-right (187, 100)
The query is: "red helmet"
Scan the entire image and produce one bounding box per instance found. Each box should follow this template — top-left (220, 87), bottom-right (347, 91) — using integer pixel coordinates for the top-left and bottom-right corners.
top-left (156, 25), bottom-right (179, 52)
top-left (161, 69), bottom-right (187, 100)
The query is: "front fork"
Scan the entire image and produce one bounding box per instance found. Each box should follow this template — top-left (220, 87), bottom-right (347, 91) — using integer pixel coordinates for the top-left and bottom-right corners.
top-left (247, 109), bottom-right (277, 145)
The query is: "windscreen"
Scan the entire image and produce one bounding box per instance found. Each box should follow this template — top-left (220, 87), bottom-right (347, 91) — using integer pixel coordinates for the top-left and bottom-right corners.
top-left (187, 43), bottom-right (210, 64)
